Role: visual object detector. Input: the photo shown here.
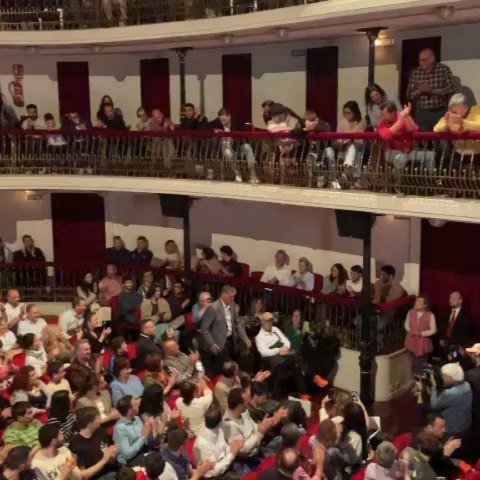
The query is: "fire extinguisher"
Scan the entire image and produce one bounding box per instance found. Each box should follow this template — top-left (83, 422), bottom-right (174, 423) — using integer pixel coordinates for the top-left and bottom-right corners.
top-left (8, 79), bottom-right (24, 108)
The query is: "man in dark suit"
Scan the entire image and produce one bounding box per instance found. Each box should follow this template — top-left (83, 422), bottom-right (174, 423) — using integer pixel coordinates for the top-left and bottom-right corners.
top-left (136, 319), bottom-right (162, 371)
top-left (439, 291), bottom-right (476, 349)
top-left (207, 108), bottom-right (258, 184)
top-left (199, 284), bottom-right (251, 376)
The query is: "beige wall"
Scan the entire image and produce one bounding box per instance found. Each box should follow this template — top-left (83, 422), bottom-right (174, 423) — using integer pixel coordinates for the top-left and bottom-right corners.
top-left (1, 22), bottom-right (479, 126)
top-left (0, 190), bottom-right (421, 293)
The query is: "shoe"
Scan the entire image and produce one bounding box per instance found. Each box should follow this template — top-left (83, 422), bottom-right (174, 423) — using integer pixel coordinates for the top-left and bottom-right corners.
top-left (235, 175), bottom-right (242, 182)
top-left (313, 375), bottom-right (329, 388)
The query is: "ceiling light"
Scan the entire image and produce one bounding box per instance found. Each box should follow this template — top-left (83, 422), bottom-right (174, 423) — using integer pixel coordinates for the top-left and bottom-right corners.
top-left (222, 34), bottom-right (233, 46)
top-left (25, 46), bottom-right (37, 54)
top-left (374, 37), bottom-right (395, 47)
top-left (275, 27), bottom-right (289, 39)
top-left (437, 6), bottom-right (455, 20)
top-left (91, 44), bottom-right (103, 53)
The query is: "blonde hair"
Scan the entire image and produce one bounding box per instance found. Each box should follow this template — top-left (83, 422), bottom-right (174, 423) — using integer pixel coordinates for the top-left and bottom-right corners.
top-left (298, 257), bottom-right (313, 272)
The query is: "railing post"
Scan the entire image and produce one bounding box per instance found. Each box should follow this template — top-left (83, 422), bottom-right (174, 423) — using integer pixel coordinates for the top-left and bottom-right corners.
top-left (172, 47), bottom-right (193, 119)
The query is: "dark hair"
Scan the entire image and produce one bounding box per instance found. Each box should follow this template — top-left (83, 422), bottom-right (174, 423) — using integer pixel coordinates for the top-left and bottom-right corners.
top-left (205, 406), bottom-right (223, 429)
top-left (26, 104), bottom-right (37, 111)
top-left (416, 294), bottom-right (431, 310)
top-left (72, 297), bottom-right (85, 308)
top-left (251, 381), bottom-right (268, 398)
top-left (282, 399), bottom-right (307, 429)
top-left (137, 236), bottom-right (147, 243)
top-left (9, 366), bottom-right (35, 394)
top-left (417, 431), bottom-right (441, 457)
top-left (381, 264), bottom-right (396, 277)
top-left (174, 280), bottom-right (185, 289)
top-left (217, 108), bottom-right (230, 117)
top-left (343, 101), bottom-right (362, 123)
top-left (11, 402), bottom-right (31, 421)
top-left (110, 336), bottom-right (126, 353)
top-left (145, 353), bottom-right (163, 373)
top-left (77, 271), bottom-right (95, 299)
top-left (227, 388), bottom-right (245, 410)
top-left (365, 83), bottom-right (386, 106)
top-left (270, 103), bottom-right (287, 117)
top-left (140, 384), bottom-right (165, 417)
top-left (277, 448), bottom-right (300, 475)
top-left (145, 452), bottom-right (166, 480)
top-left (76, 406), bottom-right (100, 429)
top-left (82, 311), bottom-right (97, 332)
top-left (22, 234), bottom-right (32, 242)
top-left (122, 276), bottom-right (133, 284)
top-left (262, 100), bottom-right (274, 108)
top-left (179, 381), bottom-right (197, 406)
top-left (44, 113), bottom-right (54, 122)
top-left (425, 412), bottom-right (443, 427)
top-left (220, 245), bottom-right (234, 257)
top-left (281, 423), bottom-right (301, 448)
top-left (184, 103), bottom-right (195, 109)
top-left (4, 445), bottom-right (31, 470)
top-left (25, 304), bottom-right (37, 314)
top-left (76, 375), bottom-right (101, 399)
top-left (38, 424), bottom-right (61, 448)
top-left (116, 396), bottom-right (133, 417)
top-left (167, 427), bottom-right (188, 451)
top-left (329, 263), bottom-right (349, 285)
top-left (49, 390), bottom-right (71, 422)
top-left (221, 361), bottom-right (237, 379)
top-left (113, 356), bottom-right (130, 378)
top-left (343, 402), bottom-right (368, 459)
top-left (379, 101), bottom-right (398, 114)
top-left (316, 419), bottom-right (338, 448)
top-left (201, 247), bottom-right (216, 261)
top-left (351, 265), bottom-right (363, 275)
top-left (18, 333), bottom-right (35, 350)
top-left (116, 467), bottom-right (136, 480)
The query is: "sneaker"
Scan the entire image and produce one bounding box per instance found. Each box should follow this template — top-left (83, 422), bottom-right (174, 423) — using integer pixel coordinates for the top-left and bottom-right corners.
top-left (331, 180), bottom-right (341, 189)
top-left (235, 175), bottom-right (243, 182)
top-left (313, 375), bottom-right (329, 388)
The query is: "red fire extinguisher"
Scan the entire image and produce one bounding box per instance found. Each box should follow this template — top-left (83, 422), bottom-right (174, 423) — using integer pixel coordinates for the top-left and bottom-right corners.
top-left (9, 79), bottom-right (24, 108)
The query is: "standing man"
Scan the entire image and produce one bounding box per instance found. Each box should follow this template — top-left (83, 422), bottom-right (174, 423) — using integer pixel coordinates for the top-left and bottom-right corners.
top-left (406, 48), bottom-right (454, 131)
top-left (130, 236), bottom-right (153, 266)
top-left (136, 319), bottom-right (163, 371)
top-left (199, 285), bottom-right (251, 376)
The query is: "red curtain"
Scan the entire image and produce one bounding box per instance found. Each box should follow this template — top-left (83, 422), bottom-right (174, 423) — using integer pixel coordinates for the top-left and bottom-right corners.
top-left (222, 53), bottom-right (252, 123)
top-left (421, 219), bottom-right (480, 338)
top-left (57, 62), bottom-right (91, 121)
top-left (306, 47), bottom-right (338, 130)
top-left (400, 37), bottom-right (441, 105)
top-left (140, 58), bottom-right (170, 118)
top-left (51, 193), bottom-right (106, 266)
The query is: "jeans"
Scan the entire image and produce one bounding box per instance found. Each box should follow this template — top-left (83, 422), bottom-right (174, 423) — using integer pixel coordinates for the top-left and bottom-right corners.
top-left (222, 142), bottom-right (256, 176)
top-left (385, 149), bottom-right (435, 172)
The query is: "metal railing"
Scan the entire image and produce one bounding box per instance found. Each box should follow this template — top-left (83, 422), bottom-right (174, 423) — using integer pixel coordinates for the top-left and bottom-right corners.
top-left (1, 129), bottom-right (480, 198)
top-left (0, 0), bottom-right (320, 30)
top-left (0, 261), bottom-right (414, 354)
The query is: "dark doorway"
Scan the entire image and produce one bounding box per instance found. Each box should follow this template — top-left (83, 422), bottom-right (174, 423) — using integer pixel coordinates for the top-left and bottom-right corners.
top-left (400, 36), bottom-right (442, 105)
top-left (306, 47), bottom-right (339, 130)
top-left (140, 58), bottom-right (171, 117)
top-left (57, 62), bottom-right (91, 121)
top-left (51, 193), bottom-right (106, 266)
top-left (222, 53), bottom-right (252, 123)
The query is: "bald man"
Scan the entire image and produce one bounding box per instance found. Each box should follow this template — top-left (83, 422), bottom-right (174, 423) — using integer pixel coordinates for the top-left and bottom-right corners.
top-left (406, 48), bottom-right (454, 131)
top-left (4, 289), bottom-right (24, 329)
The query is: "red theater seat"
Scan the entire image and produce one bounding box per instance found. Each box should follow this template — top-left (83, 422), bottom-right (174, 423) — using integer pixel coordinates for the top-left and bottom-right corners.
top-left (239, 263), bottom-right (250, 279)
top-left (251, 271), bottom-right (263, 282)
top-left (12, 352), bottom-right (26, 368)
top-left (351, 466), bottom-right (366, 480)
top-left (298, 435), bottom-right (310, 457)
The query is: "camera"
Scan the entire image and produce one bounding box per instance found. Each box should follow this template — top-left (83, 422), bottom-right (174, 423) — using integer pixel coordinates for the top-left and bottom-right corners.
top-left (413, 363), bottom-right (444, 398)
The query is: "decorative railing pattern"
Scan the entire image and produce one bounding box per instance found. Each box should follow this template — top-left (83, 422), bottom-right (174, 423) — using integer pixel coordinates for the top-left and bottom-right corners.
top-left (1, 129), bottom-right (480, 198)
top-left (0, 262), bottom-right (414, 354)
top-left (0, 0), bottom-right (320, 30)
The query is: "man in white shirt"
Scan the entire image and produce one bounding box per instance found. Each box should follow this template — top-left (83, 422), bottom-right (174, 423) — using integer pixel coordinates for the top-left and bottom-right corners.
top-left (255, 313), bottom-right (307, 397)
top-left (0, 316), bottom-right (17, 352)
top-left (260, 250), bottom-right (292, 286)
top-left (194, 406), bottom-right (245, 477)
top-left (59, 298), bottom-right (87, 339)
top-left (3, 289), bottom-right (24, 330)
top-left (346, 265), bottom-right (363, 297)
top-left (17, 304), bottom-right (47, 338)
top-left (145, 451), bottom-right (179, 480)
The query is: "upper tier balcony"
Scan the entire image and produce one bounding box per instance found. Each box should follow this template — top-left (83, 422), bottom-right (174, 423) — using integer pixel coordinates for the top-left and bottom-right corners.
top-left (2, 128), bottom-right (480, 223)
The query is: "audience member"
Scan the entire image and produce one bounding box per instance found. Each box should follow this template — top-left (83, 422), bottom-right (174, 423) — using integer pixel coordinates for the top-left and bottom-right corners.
top-left (162, 240), bottom-right (183, 269)
top-left (105, 236), bottom-right (131, 265)
top-left (165, 280), bottom-right (189, 327)
top-left (141, 286), bottom-right (172, 326)
top-left (303, 109), bottom-right (331, 132)
top-left (76, 271), bottom-right (99, 309)
top-left (118, 276), bottom-right (142, 325)
top-left (373, 265), bottom-right (406, 304)
top-left (214, 361), bottom-right (241, 412)
top-left (130, 236), bottom-right (153, 265)
top-left (137, 271), bottom-right (157, 300)
top-left (422, 413), bottom-right (461, 458)
top-left (199, 285), bottom-right (250, 376)
top-left (365, 84), bottom-right (402, 128)
top-left (0, 316), bottom-right (16, 351)
top-left (162, 338), bottom-right (197, 382)
top-left (19, 333), bottom-right (47, 376)
top-left (131, 107), bottom-right (151, 131)
top-left (180, 103), bottom-right (208, 130)
top-left (109, 336), bottom-right (129, 372)
top-left (197, 247), bottom-right (230, 276)
top-left (406, 48), bottom-right (454, 131)
top-left (345, 265), bottom-right (363, 297)
top-left (59, 297), bottom-right (88, 339)
top-left (76, 375), bottom-right (119, 424)
top-left (0, 446), bottom-right (31, 480)
top-left (220, 245), bottom-right (243, 277)
top-left (191, 291), bottom-right (212, 326)
top-left (285, 309), bottom-right (308, 352)
top-left (162, 428), bottom-right (192, 480)
top-left (0, 238), bottom-right (13, 264)
top-left (97, 95), bottom-right (123, 123)
top-left (41, 325), bottom-right (74, 363)
top-left (19, 104), bottom-right (45, 130)
top-left (3, 289), bottom-right (24, 330)
top-left (99, 264), bottom-right (123, 305)
top-left (136, 319), bottom-right (163, 371)
top-left (342, 402), bottom-right (368, 465)
top-left (365, 440), bottom-right (399, 480)
top-left (66, 339), bottom-right (100, 392)
top-left (266, 104), bottom-right (301, 132)
top-left (82, 312), bottom-right (111, 355)
top-left (98, 103), bottom-right (127, 130)
top-left (61, 111), bottom-right (92, 132)
top-left (111, 357), bottom-right (144, 407)
top-left (8, 365), bottom-right (48, 408)
top-left (46, 390), bottom-right (77, 442)
top-left (260, 250), bottom-right (292, 286)
top-left (13, 235), bottom-right (46, 263)
top-left (290, 257), bottom-right (315, 291)
top-left (3, 401), bottom-right (42, 447)
top-left (142, 353), bottom-right (179, 396)
top-left (245, 298), bottom-right (265, 339)
top-left (321, 264), bottom-right (348, 295)
top-left (43, 362), bottom-right (72, 406)
top-left (17, 304), bottom-right (47, 337)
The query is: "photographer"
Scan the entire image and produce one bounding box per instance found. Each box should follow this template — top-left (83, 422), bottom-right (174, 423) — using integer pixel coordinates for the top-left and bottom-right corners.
top-left (417, 363), bottom-right (472, 438)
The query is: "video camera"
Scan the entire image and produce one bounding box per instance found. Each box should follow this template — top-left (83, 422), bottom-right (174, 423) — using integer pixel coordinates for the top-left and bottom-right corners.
top-left (413, 363), bottom-right (444, 398)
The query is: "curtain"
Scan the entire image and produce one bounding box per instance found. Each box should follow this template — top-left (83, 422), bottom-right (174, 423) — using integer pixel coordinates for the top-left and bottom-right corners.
top-left (222, 53), bottom-right (252, 123)
top-left (140, 58), bottom-right (171, 118)
top-left (306, 47), bottom-right (338, 131)
top-left (57, 62), bottom-right (91, 121)
top-left (421, 219), bottom-right (480, 338)
top-left (51, 193), bottom-right (106, 266)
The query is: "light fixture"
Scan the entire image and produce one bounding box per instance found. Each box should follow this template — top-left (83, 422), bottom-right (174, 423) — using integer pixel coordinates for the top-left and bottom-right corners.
top-left (91, 44), bottom-right (103, 54)
top-left (25, 46), bottom-right (37, 54)
top-left (222, 34), bottom-right (233, 46)
top-left (374, 37), bottom-right (395, 47)
top-left (437, 6), bottom-right (455, 20)
top-left (275, 27), bottom-right (289, 39)
top-left (428, 218), bottom-right (447, 227)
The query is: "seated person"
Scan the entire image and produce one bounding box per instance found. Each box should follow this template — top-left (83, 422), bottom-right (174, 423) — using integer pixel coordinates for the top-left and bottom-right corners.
top-left (197, 247), bottom-right (230, 276)
top-left (220, 245), bottom-right (243, 277)
top-left (58, 297), bottom-right (87, 339)
top-left (82, 312), bottom-right (111, 356)
top-left (176, 373), bottom-right (213, 438)
top-left (17, 304), bottom-right (47, 338)
top-left (260, 250), bottom-right (292, 286)
top-left (3, 401), bottom-right (42, 447)
top-left (111, 357), bottom-right (144, 407)
top-left (303, 109), bottom-right (331, 132)
top-left (8, 365), bottom-right (48, 408)
top-left (321, 263), bottom-right (348, 295)
top-left (142, 353), bottom-right (179, 397)
top-left (285, 310), bottom-right (309, 353)
top-left (372, 265), bottom-right (406, 304)
top-left (162, 339), bottom-right (197, 382)
top-left (246, 381), bottom-right (273, 423)
top-left (214, 361), bottom-right (241, 412)
top-left (108, 336), bottom-right (129, 372)
top-left (41, 325), bottom-right (75, 363)
top-left (76, 272), bottom-right (99, 310)
top-left (118, 277), bottom-right (142, 325)
top-left (365, 440), bottom-right (399, 480)
top-left (162, 428), bottom-right (193, 480)
top-left (140, 287), bottom-right (172, 325)
top-left (46, 390), bottom-right (77, 442)
top-left (18, 333), bottom-right (47, 376)
top-left (43, 362), bottom-right (72, 407)
top-left (378, 102), bottom-right (434, 172)
top-left (0, 316), bottom-right (16, 352)
top-left (433, 93), bottom-right (480, 169)
top-left (98, 264), bottom-right (123, 305)
top-left (0, 445), bottom-right (32, 480)
top-left (290, 257), bottom-right (315, 291)
top-left (137, 271), bottom-right (158, 301)
top-left (66, 339), bottom-right (100, 393)
top-left (346, 265), bottom-right (363, 297)
top-left (266, 104), bottom-right (300, 132)
top-left (136, 319), bottom-right (163, 371)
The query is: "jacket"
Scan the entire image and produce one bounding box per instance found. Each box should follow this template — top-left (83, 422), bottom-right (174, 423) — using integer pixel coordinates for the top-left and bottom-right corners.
top-left (140, 298), bottom-right (172, 324)
top-left (136, 334), bottom-right (163, 371)
top-left (439, 307), bottom-right (476, 348)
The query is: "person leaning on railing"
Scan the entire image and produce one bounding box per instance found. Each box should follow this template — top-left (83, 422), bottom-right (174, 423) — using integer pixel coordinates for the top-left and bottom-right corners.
top-left (433, 93), bottom-right (480, 170)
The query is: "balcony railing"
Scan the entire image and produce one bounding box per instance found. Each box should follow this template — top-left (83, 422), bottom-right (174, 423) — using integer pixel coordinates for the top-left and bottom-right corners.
top-left (0, 261), bottom-right (414, 354)
top-left (0, 0), bottom-right (320, 30)
top-left (1, 128), bottom-right (480, 198)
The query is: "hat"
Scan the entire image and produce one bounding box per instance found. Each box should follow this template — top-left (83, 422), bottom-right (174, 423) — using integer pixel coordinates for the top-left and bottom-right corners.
top-left (466, 343), bottom-right (480, 355)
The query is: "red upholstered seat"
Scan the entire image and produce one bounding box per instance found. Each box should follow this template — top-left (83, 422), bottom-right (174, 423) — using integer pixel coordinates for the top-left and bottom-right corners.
top-left (351, 466), bottom-right (367, 480)
top-left (258, 455), bottom-right (276, 473)
top-left (127, 342), bottom-right (137, 359)
top-left (184, 311), bottom-right (195, 332)
top-left (251, 271), bottom-right (263, 282)
top-left (239, 263), bottom-right (250, 279)
top-left (136, 370), bottom-right (147, 380)
top-left (393, 432), bottom-right (413, 453)
top-left (307, 422), bottom-right (319, 437)
top-left (102, 350), bottom-right (114, 368)
top-left (313, 274), bottom-right (324, 293)
top-left (186, 437), bottom-right (196, 465)
top-left (12, 352), bottom-right (26, 368)
top-left (298, 435), bottom-right (310, 456)
top-left (242, 472), bottom-right (258, 480)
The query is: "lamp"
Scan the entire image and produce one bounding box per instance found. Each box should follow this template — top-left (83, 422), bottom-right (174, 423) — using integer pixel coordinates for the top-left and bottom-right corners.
top-left (374, 37), bottom-right (395, 47)
top-left (437, 6), bottom-right (455, 20)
